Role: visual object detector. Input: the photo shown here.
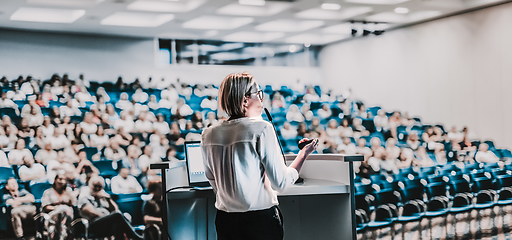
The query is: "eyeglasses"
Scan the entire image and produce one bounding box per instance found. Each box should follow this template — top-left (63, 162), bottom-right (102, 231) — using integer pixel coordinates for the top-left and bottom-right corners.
top-left (246, 89), bottom-right (264, 100)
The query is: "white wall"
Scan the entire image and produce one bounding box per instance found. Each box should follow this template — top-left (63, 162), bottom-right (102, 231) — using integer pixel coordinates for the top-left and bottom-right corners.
top-left (320, 2), bottom-right (512, 149)
top-left (0, 29), bottom-right (321, 88)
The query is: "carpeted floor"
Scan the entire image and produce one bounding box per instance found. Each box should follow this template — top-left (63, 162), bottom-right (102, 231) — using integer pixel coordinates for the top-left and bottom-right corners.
top-left (359, 205), bottom-right (512, 240)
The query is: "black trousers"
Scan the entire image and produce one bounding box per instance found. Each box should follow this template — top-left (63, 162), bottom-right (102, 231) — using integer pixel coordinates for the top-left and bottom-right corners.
top-left (215, 206), bottom-right (284, 240)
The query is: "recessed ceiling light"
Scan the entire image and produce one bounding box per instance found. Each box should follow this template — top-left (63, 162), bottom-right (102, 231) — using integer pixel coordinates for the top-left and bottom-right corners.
top-left (321, 3), bottom-right (341, 10)
top-left (394, 7), bottom-right (409, 14)
top-left (296, 7), bottom-right (372, 20)
top-left (10, 7), bottom-right (85, 23)
top-left (255, 19), bottom-right (324, 32)
top-left (345, 0), bottom-right (409, 5)
top-left (27, 0), bottom-right (104, 7)
top-left (204, 30), bottom-right (219, 37)
top-left (217, 2), bottom-right (291, 16)
top-left (223, 31), bottom-right (284, 43)
top-left (289, 45), bottom-right (298, 53)
top-left (239, 0), bottom-right (265, 6)
top-left (127, 0), bottom-right (206, 13)
top-left (101, 12), bottom-right (174, 27)
top-left (366, 10), bottom-right (441, 23)
top-left (182, 16), bottom-right (254, 30)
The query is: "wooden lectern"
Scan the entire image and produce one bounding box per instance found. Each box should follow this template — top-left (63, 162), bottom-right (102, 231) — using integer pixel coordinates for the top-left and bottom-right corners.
top-left (150, 154), bottom-right (362, 240)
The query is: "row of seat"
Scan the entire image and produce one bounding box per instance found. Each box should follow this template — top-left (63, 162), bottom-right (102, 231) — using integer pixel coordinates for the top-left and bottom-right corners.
top-left (354, 162), bottom-right (512, 233)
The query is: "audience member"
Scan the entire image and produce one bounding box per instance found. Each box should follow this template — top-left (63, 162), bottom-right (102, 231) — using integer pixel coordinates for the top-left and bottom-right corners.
top-left (8, 139), bottom-right (32, 165)
top-left (35, 142), bottom-right (58, 165)
top-left (475, 143), bottom-right (499, 163)
top-left (41, 173), bottom-right (77, 240)
top-left (144, 180), bottom-right (164, 240)
top-left (78, 176), bottom-right (144, 240)
top-left (110, 167), bottom-right (143, 194)
top-left (3, 178), bottom-right (36, 239)
top-left (286, 104), bottom-right (305, 122)
top-left (280, 122), bottom-right (298, 140)
top-left (18, 155), bottom-right (46, 183)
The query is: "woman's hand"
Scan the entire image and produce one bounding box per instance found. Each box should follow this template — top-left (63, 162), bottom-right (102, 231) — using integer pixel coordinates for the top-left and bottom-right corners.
top-left (299, 138), bottom-right (319, 155)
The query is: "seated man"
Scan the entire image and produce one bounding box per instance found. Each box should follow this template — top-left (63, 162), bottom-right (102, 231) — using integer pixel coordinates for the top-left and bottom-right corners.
top-left (78, 176), bottom-right (143, 240)
top-left (2, 178), bottom-right (36, 239)
top-left (110, 167), bottom-right (143, 194)
top-left (18, 155), bottom-right (46, 183)
top-left (144, 180), bottom-right (163, 240)
top-left (475, 143), bottom-right (499, 163)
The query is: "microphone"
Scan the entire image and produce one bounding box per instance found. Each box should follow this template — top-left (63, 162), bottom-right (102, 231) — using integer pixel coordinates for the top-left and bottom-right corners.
top-left (264, 108), bottom-right (304, 184)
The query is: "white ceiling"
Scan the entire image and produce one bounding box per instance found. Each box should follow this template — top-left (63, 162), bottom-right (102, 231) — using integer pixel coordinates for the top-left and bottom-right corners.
top-left (0, 0), bottom-right (508, 45)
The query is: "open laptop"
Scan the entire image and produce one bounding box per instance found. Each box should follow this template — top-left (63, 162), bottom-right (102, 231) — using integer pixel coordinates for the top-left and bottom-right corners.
top-left (184, 141), bottom-right (211, 188)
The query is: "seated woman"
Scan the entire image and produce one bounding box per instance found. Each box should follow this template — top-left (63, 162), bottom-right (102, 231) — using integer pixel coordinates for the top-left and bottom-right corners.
top-left (41, 173), bottom-right (77, 240)
top-left (78, 176), bottom-right (143, 240)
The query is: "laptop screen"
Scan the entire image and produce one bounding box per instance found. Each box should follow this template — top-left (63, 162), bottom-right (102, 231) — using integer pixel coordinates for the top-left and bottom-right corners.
top-left (184, 141), bottom-right (210, 187)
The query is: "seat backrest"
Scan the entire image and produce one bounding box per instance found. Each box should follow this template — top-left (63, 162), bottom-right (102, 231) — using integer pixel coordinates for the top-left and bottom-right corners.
top-left (29, 182), bottom-right (52, 200)
top-left (0, 167), bottom-right (16, 183)
top-left (449, 180), bottom-right (471, 196)
top-left (116, 197), bottom-right (144, 226)
top-left (401, 186), bottom-right (425, 202)
top-left (426, 182), bottom-right (447, 199)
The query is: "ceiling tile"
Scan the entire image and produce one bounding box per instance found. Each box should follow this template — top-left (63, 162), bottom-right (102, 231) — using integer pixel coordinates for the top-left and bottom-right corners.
top-left (366, 10), bottom-right (442, 23)
top-left (345, 0), bottom-right (410, 5)
top-left (101, 12), bottom-right (174, 27)
top-left (10, 7), bottom-right (86, 23)
top-left (285, 33), bottom-right (350, 45)
top-left (27, 0), bottom-right (104, 7)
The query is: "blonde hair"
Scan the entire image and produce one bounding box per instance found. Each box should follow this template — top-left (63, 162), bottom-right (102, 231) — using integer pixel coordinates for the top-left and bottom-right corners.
top-left (218, 72), bottom-right (255, 118)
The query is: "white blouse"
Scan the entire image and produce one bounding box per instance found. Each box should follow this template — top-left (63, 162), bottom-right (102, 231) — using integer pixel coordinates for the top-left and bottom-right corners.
top-left (202, 117), bottom-right (298, 213)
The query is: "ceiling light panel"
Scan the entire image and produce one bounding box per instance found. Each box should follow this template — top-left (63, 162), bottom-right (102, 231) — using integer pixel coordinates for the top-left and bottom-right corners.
top-left (127, 0), bottom-right (206, 13)
top-left (10, 7), bottom-right (86, 23)
top-left (239, 0), bottom-right (266, 6)
top-left (216, 2), bottom-right (291, 16)
top-left (255, 19), bottom-right (324, 32)
top-left (101, 12), bottom-right (174, 27)
top-left (366, 10), bottom-right (441, 23)
top-left (321, 3), bottom-right (341, 10)
top-left (345, 0), bottom-right (409, 5)
top-left (285, 33), bottom-right (349, 45)
top-left (295, 7), bottom-right (372, 20)
top-left (27, 0), bottom-right (104, 7)
top-left (182, 16), bottom-right (253, 30)
top-left (223, 31), bottom-right (285, 43)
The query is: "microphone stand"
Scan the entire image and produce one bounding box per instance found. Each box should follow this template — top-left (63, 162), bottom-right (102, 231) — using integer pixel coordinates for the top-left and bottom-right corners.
top-left (264, 108), bottom-right (304, 184)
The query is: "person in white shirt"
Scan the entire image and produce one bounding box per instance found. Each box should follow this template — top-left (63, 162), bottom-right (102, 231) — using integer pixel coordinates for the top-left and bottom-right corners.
top-left (0, 92), bottom-right (16, 108)
top-left (134, 112), bottom-right (153, 133)
top-left (60, 100), bottom-right (81, 117)
top-left (46, 128), bottom-right (70, 150)
top-left (475, 143), bottom-right (499, 163)
top-left (203, 112), bottom-right (218, 128)
top-left (201, 73), bottom-right (318, 240)
top-left (114, 111), bottom-right (135, 133)
top-left (110, 167), bottom-right (143, 194)
top-left (25, 106), bottom-right (44, 127)
top-left (316, 104), bottom-right (332, 119)
top-left (286, 104), bottom-right (304, 123)
top-left (147, 95), bottom-right (160, 110)
top-left (171, 98), bottom-right (193, 119)
top-left (41, 117), bottom-right (55, 137)
top-left (279, 122), bottom-right (297, 140)
top-left (161, 85), bottom-right (179, 105)
top-left (373, 110), bottom-right (389, 131)
top-left (104, 139), bottom-right (127, 161)
top-left (138, 145), bottom-right (162, 174)
top-left (34, 142), bottom-right (58, 165)
top-left (8, 139), bottom-right (32, 165)
top-left (200, 96), bottom-right (218, 110)
top-left (116, 93), bottom-right (133, 111)
top-left (80, 113), bottom-right (98, 135)
top-left (89, 126), bottom-right (110, 150)
top-left (132, 88), bottom-right (148, 103)
top-left (18, 155), bottom-right (46, 183)
top-left (447, 126), bottom-right (463, 143)
top-left (152, 114), bottom-right (170, 135)
top-left (45, 151), bottom-right (76, 183)
top-left (337, 137), bottom-right (357, 155)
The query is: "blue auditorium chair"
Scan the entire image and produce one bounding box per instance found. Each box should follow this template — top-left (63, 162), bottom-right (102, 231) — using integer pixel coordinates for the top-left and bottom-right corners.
top-left (396, 185), bottom-right (425, 232)
top-left (0, 107), bottom-right (18, 117)
top-left (116, 197), bottom-right (146, 232)
top-left (0, 166), bottom-right (16, 184)
top-left (496, 176), bottom-right (512, 207)
top-left (29, 182), bottom-right (52, 204)
top-left (471, 178), bottom-right (496, 210)
top-left (448, 180), bottom-right (473, 214)
top-left (92, 160), bottom-right (118, 179)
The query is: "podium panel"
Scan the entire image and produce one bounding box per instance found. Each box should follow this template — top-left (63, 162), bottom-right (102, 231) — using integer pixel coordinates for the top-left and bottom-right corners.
top-left (151, 154), bottom-right (362, 240)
